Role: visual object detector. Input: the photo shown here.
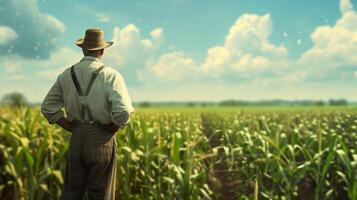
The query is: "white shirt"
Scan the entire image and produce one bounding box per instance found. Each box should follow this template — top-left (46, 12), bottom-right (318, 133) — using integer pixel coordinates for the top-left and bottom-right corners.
top-left (41, 56), bottom-right (134, 126)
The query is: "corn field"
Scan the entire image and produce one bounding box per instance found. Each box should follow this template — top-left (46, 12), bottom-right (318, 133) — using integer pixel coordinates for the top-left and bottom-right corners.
top-left (0, 107), bottom-right (356, 199)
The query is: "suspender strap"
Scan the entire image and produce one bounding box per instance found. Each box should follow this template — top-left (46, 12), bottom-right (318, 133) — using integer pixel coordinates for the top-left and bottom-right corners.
top-left (79, 104), bottom-right (94, 121)
top-left (84, 65), bottom-right (105, 95)
top-left (70, 64), bottom-right (105, 122)
top-left (80, 104), bottom-right (86, 120)
top-left (86, 104), bottom-right (94, 121)
top-left (70, 65), bottom-right (105, 96)
top-left (70, 66), bottom-right (84, 96)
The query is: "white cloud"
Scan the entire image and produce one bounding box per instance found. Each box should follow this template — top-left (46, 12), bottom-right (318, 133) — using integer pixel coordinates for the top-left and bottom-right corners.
top-left (224, 14), bottom-right (287, 57)
top-left (279, 70), bottom-right (307, 84)
top-left (0, 0), bottom-right (66, 59)
top-left (36, 67), bottom-right (67, 79)
top-left (45, 15), bottom-right (66, 33)
top-left (202, 46), bottom-right (231, 74)
top-left (202, 14), bottom-right (288, 75)
top-left (3, 61), bottom-right (21, 73)
top-left (150, 52), bottom-right (197, 81)
top-left (0, 26), bottom-right (18, 45)
top-left (0, 46), bottom-right (82, 102)
top-left (340, 0), bottom-right (354, 15)
top-left (231, 54), bottom-right (270, 72)
top-left (104, 24), bottom-right (163, 69)
top-left (299, 0), bottom-right (357, 78)
top-left (150, 28), bottom-right (163, 40)
top-left (0, 47), bottom-right (81, 80)
top-left (34, 47), bottom-right (82, 79)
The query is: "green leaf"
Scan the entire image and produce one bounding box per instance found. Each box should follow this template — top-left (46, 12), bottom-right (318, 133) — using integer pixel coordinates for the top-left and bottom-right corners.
top-left (52, 170), bottom-right (63, 184)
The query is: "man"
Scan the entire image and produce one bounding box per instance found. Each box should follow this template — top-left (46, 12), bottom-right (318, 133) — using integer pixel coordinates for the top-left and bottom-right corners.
top-left (41, 28), bottom-right (134, 200)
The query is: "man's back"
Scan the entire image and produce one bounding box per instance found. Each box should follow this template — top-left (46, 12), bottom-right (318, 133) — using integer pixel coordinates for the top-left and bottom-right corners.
top-left (41, 56), bottom-right (134, 126)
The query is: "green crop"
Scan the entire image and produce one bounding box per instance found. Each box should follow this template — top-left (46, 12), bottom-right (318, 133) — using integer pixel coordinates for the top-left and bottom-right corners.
top-left (0, 107), bottom-right (356, 199)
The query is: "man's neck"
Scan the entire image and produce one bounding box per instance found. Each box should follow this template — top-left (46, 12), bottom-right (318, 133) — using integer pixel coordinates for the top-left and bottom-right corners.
top-left (83, 55), bottom-right (102, 60)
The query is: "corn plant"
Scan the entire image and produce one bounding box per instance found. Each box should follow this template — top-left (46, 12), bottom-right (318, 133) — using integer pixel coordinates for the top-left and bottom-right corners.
top-left (0, 106), bottom-right (356, 200)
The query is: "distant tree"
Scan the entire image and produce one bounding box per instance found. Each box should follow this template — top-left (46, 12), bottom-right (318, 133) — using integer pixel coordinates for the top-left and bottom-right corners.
top-left (219, 100), bottom-right (250, 106)
top-left (201, 102), bottom-right (207, 107)
top-left (219, 100), bottom-right (237, 106)
top-left (328, 99), bottom-right (348, 106)
top-left (1, 92), bottom-right (28, 107)
top-left (314, 100), bottom-right (325, 106)
top-left (139, 101), bottom-right (151, 107)
top-left (186, 102), bottom-right (196, 107)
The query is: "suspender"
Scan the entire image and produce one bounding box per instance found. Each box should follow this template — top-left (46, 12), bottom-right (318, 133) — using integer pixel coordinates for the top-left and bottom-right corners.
top-left (70, 65), bottom-right (105, 96)
top-left (85, 65), bottom-right (105, 95)
top-left (70, 65), bottom-right (105, 122)
top-left (70, 66), bottom-right (84, 96)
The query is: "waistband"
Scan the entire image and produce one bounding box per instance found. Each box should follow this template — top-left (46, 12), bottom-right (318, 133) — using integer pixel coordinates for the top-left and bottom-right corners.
top-left (71, 119), bottom-right (106, 128)
top-left (70, 119), bottom-right (114, 137)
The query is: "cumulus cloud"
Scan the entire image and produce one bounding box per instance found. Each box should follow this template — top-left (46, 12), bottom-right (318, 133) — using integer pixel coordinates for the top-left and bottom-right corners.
top-left (0, 26), bottom-right (18, 45)
top-left (143, 52), bottom-right (198, 82)
top-left (202, 14), bottom-right (288, 75)
top-left (104, 24), bottom-right (163, 67)
top-left (0, 47), bottom-right (81, 80)
top-left (299, 0), bottom-right (357, 80)
top-left (137, 14), bottom-right (290, 83)
top-left (135, 14), bottom-right (294, 83)
top-left (152, 53), bottom-right (196, 79)
top-left (172, 0), bottom-right (355, 85)
top-left (103, 24), bottom-right (164, 84)
top-left (0, 0), bottom-right (66, 59)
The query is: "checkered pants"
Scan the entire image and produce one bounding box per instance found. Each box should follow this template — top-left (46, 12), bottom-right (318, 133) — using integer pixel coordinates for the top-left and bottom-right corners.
top-left (60, 123), bottom-right (116, 200)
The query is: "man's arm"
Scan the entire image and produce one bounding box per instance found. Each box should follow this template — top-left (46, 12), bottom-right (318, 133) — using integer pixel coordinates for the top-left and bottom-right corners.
top-left (103, 122), bottom-right (121, 133)
top-left (41, 76), bottom-right (72, 132)
top-left (56, 117), bottom-right (73, 132)
top-left (106, 71), bottom-right (134, 133)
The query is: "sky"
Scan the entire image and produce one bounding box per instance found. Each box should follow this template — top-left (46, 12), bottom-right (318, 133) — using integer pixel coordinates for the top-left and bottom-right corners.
top-left (0, 0), bottom-right (356, 102)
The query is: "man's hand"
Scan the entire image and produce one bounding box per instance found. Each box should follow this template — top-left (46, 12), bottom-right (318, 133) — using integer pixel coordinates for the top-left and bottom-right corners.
top-left (102, 122), bottom-right (120, 134)
top-left (55, 117), bottom-right (74, 132)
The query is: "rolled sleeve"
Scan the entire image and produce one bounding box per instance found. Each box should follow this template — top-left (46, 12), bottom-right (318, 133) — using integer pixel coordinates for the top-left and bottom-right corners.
top-left (107, 72), bottom-right (134, 127)
top-left (41, 76), bottom-right (65, 124)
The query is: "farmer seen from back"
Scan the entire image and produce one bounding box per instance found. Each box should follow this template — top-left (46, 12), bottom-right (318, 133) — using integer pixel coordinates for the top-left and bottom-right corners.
top-left (41, 28), bottom-right (134, 200)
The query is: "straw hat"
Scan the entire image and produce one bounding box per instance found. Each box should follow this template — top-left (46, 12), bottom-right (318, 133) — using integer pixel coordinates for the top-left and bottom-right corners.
top-left (75, 29), bottom-right (113, 50)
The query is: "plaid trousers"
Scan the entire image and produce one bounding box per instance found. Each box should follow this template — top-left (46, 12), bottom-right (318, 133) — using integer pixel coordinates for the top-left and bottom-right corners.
top-left (60, 123), bottom-right (116, 200)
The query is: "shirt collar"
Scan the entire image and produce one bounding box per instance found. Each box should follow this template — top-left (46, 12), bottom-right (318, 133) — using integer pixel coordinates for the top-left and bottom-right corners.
top-left (80, 56), bottom-right (102, 63)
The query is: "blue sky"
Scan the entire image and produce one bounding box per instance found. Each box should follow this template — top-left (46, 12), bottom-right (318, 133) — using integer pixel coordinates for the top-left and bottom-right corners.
top-left (0, 0), bottom-right (356, 102)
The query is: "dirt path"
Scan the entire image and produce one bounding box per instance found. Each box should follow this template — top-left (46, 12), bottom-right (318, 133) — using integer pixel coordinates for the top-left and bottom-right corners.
top-left (201, 114), bottom-right (242, 200)
top-left (211, 162), bottom-right (239, 200)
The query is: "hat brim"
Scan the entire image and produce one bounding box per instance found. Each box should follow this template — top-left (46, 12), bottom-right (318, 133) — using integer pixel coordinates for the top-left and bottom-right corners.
top-left (75, 38), bottom-right (113, 50)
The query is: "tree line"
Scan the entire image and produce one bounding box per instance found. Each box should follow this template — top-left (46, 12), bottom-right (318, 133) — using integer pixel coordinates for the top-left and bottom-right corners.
top-left (0, 92), bottom-right (350, 107)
